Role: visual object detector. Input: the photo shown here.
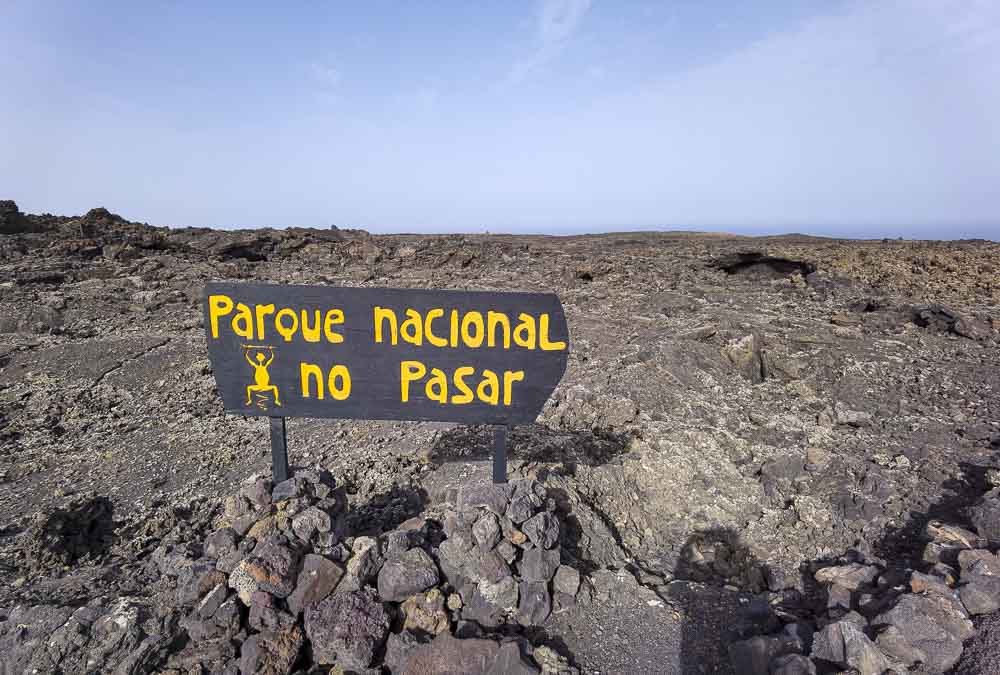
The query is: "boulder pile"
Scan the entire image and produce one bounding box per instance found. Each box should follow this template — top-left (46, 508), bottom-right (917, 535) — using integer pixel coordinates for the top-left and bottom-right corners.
top-left (154, 470), bottom-right (582, 674)
top-left (729, 488), bottom-right (1000, 674)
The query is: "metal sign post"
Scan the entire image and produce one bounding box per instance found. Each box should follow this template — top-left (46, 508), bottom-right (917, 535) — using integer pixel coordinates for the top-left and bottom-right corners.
top-left (269, 417), bottom-right (290, 483)
top-left (492, 425), bottom-right (508, 484)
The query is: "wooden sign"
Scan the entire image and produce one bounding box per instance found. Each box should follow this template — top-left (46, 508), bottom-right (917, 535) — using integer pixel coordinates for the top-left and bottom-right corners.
top-left (202, 283), bottom-right (569, 426)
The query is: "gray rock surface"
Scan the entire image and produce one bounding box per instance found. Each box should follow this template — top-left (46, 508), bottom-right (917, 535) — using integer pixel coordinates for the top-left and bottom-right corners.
top-left (403, 632), bottom-right (501, 675)
top-left (378, 547), bottom-right (440, 601)
top-left (521, 547), bottom-right (561, 582)
top-left (728, 635), bottom-right (789, 675)
top-left (485, 641), bottom-right (542, 675)
top-left (287, 553), bottom-right (344, 616)
top-left (874, 592), bottom-right (974, 672)
top-left (238, 624), bottom-right (303, 675)
top-left (813, 563), bottom-right (879, 591)
top-left (970, 489), bottom-right (1000, 545)
top-left (810, 620), bottom-right (892, 675)
top-left (517, 580), bottom-right (552, 626)
top-left (473, 511), bottom-right (502, 551)
top-left (522, 511), bottom-right (560, 550)
top-left (875, 625), bottom-right (927, 668)
top-left (959, 573), bottom-right (1000, 615)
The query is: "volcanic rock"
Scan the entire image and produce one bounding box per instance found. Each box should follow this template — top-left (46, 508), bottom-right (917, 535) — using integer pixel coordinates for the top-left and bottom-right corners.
top-left (728, 635), bottom-right (794, 675)
top-left (402, 632), bottom-right (501, 675)
top-left (248, 591), bottom-right (295, 632)
top-left (401, 588), bottom-right (451, 635)
top-left (517, 580), bottom-right (552, 626)
top-left (521, 547), bottom-right (560, 582)
top-left (813, 563), bottom-right (879, 591)
top-left (522, 511), bottom-right (560, 549)
top-left (341, 536), bottom-right (383, 591)
top-left (378, 547), bottom-right (440, 601)
top-left (958, 549), bottom-right (1000, 576)
top-left (204, 527), bottom-right (240, 559)
top-left (177, 561), bottom-right (227, 606)
top-left (553, 565), bottom-right (581, 597)
top-left (769, 654), bottom-right (817, 675)
top-left (287, 553), bottom-right (344, 616)
top-left (305, 588), bottom-right (390, 669)
top-left (875, 625), bottom-right (927, 668)
top-left (473, 511), bottom-right (502, 550)
top-left (384, 630), bottom-right (428, 674)
top-left (459, 482), bottom-right (514, 516)
top-left (229, 537), bottom-right (301, 602)
top-left (810, 620), bottom-right (892, 675)
top-left (873, 592), bottom-right (973, 672)
top-left (969, 488), bottom-right (1000, 545)
top-left (486, 641), bottom-right (542, 675)
top-left (239, 623), bottom-right (303, 675)
top-left (959, 573), bottom-right (1000, 615)
top-left (291, 506), bottom-right (332, 542)
top-left (926, 520), bottom-right (987, 550)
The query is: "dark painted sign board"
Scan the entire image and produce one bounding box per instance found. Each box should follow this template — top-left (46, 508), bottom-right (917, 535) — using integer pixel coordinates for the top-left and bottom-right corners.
top-left (203, 283), bottom-right (569, 426)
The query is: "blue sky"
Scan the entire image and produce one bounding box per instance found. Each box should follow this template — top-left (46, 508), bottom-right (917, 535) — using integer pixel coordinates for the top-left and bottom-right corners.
top-left (2, 1), bottom-right (998, 238)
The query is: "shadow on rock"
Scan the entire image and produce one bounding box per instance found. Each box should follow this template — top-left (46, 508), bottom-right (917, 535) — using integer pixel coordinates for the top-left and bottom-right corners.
top-left (341, 484), bottom-right (431, 538)
top-left (710, 453), bottom-right (1000, 675)
top-left (873, 460), bottom-right (993, 569)
top-left (429, 423), bottom-right (632, 474)
top-left (23, 495), bottom-right (116, 569)
top-left (670, 527), bottom-right (780, 675)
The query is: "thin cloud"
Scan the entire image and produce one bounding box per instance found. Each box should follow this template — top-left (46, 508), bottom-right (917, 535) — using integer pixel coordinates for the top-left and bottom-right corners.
top-left (506, 0), bottom-right (593, 85)
top-left (310, 63), bottom-right (342, 89)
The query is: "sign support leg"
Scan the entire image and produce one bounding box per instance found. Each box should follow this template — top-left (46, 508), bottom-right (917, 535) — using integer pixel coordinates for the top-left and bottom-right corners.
top-left (492, 425), bottom-right (508, 484)
top-left (269, 417), bottom-right (290, 483)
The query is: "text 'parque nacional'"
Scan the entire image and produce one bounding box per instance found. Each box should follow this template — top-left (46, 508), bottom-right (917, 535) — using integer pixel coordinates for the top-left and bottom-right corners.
top-left (202, 282), bottom-right (569, 425)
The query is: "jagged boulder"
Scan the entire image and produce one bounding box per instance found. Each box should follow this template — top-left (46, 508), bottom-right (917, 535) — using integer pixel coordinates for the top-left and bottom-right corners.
top-left (378, 547), bottom-right (440, 601)
top-left (0, 200), bottom-right (31, 234)
top-left (969, 488), bottom-right (1000, 545)
top-left (305, 588), bottom-right (390, 669)
top-left (873, 592), bottom-right (973, 672)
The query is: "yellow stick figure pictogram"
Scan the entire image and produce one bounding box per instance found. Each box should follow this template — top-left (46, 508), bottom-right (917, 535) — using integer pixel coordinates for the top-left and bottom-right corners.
top-left (243, 345), bottom-right (281, 408)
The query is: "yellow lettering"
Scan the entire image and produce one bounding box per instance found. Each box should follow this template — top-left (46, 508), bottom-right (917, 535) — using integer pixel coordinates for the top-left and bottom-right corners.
top-left (503, 370), bottom-right (525, 405)
top-left (323, 309), bottom-right (345, 344)
top-left (300, 362), bottom-right (324, 399)
top-left (513, 313), bottom-right (537, 349)
top-left (426, 367), bottom-right (448, 404)
top-left (299, 310), bottom-right (322, 343)
top-left (400, 360), bottom-right (426, 402)
top-left (401, 308), bottom-right (424, 346)
top-left (375, 307), bottom-right (398, 345)
top-left (460, 311), bottom-right (485, 348)
top-left (487, 311), bottom-right (511, 348)
top-left (539, 314), bottom-right (566, 351)
top-left (449, 310), bottom-right (459, 347)
top-left (452, 366), bottom-right (475, 404)
top-left (232, 303), bottom-right (254, 339)
top-left (327, 365), bottom-right (351, 400)
top-left (275, 308), bottom-right (299, 342)
top-left (254, 303), bottom-right (275, 341)
top-left (477, 369), bottom-right (500, 405)
top-left (208, 294), bottom-right (233, 338)
top-left (425, 308), bottom-right (446, 347)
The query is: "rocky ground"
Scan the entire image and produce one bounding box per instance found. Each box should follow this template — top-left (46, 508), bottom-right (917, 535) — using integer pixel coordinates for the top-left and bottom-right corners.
top-left (0, 199), bottom-right (999, 673)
